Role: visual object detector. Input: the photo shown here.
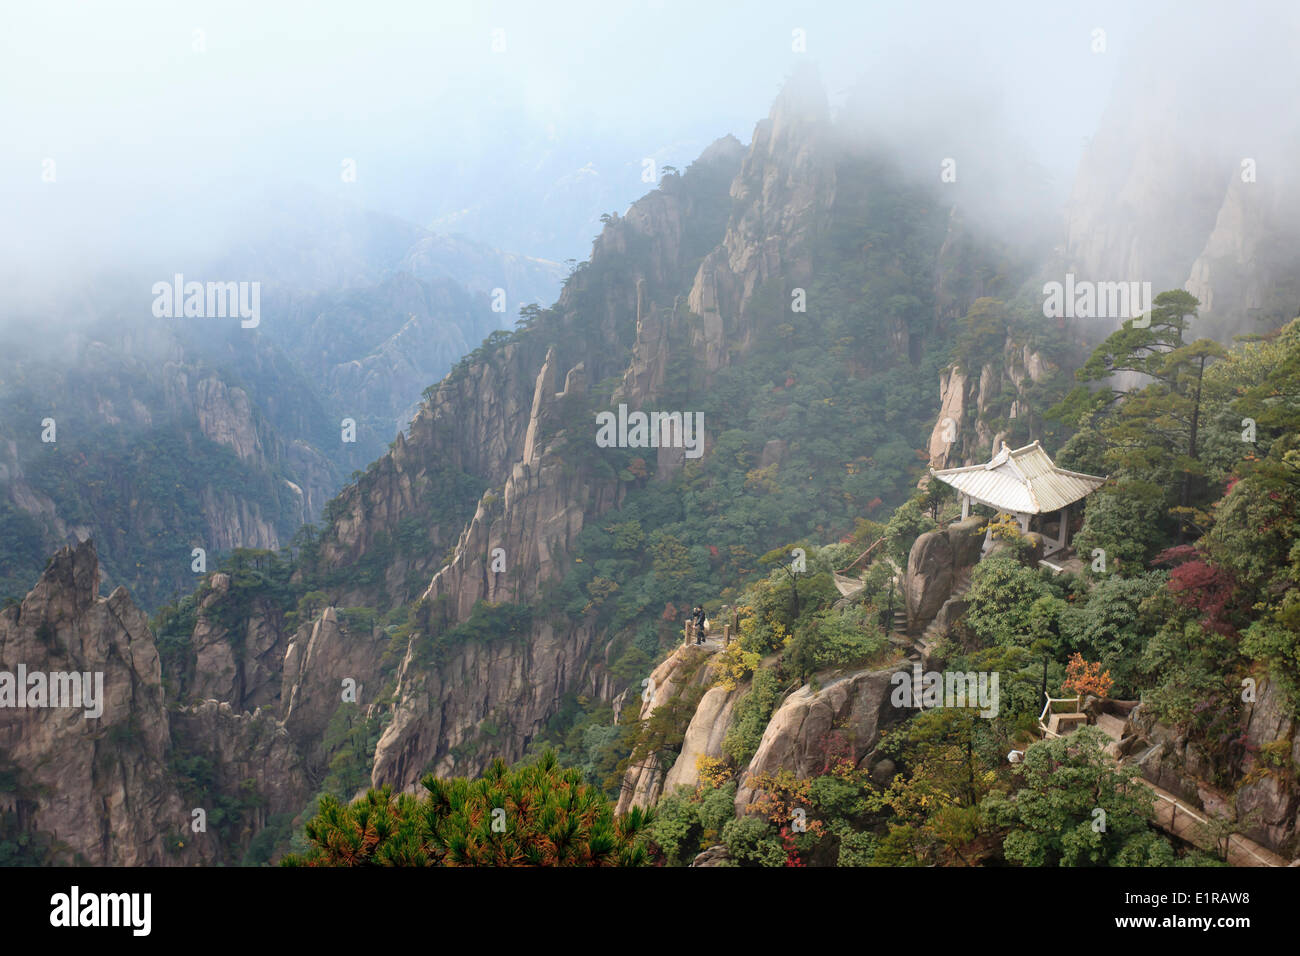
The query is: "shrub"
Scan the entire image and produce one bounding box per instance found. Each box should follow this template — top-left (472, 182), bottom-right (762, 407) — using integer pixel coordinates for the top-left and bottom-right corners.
top-left (836, 829), bottom-right (878, 866)
top-left (283, 750), bottom-right (650, 867)
top-left (721, 814), bottom-right (785, 867)
top-left (785, 606), bottom-right (886, 680)
top-left (713, 641), bottom-right (761, 691)
top-left (723, 667), bottom-right (781, 766)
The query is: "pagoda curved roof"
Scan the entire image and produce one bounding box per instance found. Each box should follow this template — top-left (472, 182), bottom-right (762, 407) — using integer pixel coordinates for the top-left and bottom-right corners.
top-left (931, 440), bottom-right (1106, 515)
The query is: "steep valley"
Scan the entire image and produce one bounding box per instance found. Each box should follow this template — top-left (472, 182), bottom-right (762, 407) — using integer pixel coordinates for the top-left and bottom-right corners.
top-left (3, 63), bottom-right (1300, 870)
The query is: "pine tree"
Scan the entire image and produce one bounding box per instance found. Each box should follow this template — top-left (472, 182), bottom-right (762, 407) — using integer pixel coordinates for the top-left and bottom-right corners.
top-left (283, 751), bottom-right (652, 867)
top-left (1053, 290), bottom-right (1226, 545)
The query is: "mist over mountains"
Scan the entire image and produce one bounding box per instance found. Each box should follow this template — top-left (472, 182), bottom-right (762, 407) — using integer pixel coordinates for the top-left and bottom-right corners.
top-left (2, 0), bottom-right (1300, 881)
top-left (0, 186), bottom-right (564, 607)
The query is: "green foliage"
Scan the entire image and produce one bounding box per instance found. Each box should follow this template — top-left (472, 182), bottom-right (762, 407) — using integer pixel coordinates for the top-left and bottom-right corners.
top-left (1058, 571), bottom-right (1166, 696)
top-left (0, 753), bottom-right (61, 865)
top-left (646, 782), bottom-right (738, 866)
top-left (1073, 480), bottom-right (1170, 572)
top-left (0, 501), bottom-right (48, 604)
top-left (166, 738), bottom-right (271, 864)
top-left (785, 605), bottom-right (887, 681)
top-left (411, 598), bottom-right (533, 666)
top-left (283, 751), bottom-right (651, 866)
top-left (338, 606), bottom-right (378, 634)
top-left (884, 497), bottom-right (937, 568)
top-left (0, 809), bottom-right (60, 866)
top-left (548, 156), bottom-right (986, 679)
top-left (320, 704), bottom-right (384, 799)
top-left (952, 297), bottom-right (1010, 372)
top-left (720, 814), bottom-right (785, 867)
top-left (981, 728), bottom-right (1164, 866)
top-left (835, 829), bottom-right (879, 866)
top-left (1055, 290), bottom-right (1227, 546)
top-left (522, 694), bottom-right (638, 798)
top-left (963, 554), bottom-right (1063, 649)
top-left (723, 668), bottom-right (782, 766)
top-left (241, 812), bottom-right (297, 867)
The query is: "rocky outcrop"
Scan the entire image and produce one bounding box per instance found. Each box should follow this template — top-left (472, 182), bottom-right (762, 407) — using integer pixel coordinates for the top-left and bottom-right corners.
top-left (197, 487), bottom-right (282, 553)
top-left (418, 350), bottom-right (617, 620)
top-left (691, 844), bottom-right (733, 867)
top-left (1236, 678), bottom-right (1300, 854)
top-left (284, 273), bottom-right (501, 438)
top-left (687, 63), bottom-right (835, 374)
top-left (313, 123), bottom-right (746, 785)
top-left (193, 375), bottom-right (266, 464)
top-left (615, 643), bottom-right (720, 814)
top-left (1183, 173), bottom-right (1300, 331)
top-left (612, 282), bottom-right (692, 479)
top-left (186, 572), bottom-right (289, 711)
top-left (0, 541), bottom-right (190, 865)
top-left (1060, 32), bottom-right (1300, 337)
top-left (0, 323), bottom-right (345, 609)
top-left (661, 682), bottom-right (743, 797)
top-left (371, 617), bottom-right (614, 790)
top-left (926, 337), bottom-right (1054, 470)
top-left (1063, 67), bottom-right (1226, 307)
top-left (169, 700), bottom-right (310, 853)
top-left (903, 516), bottom-right (986, 633)
top-left (1127, 678), bottom-right (1299, 857)
top-left (0, 540), bottom-right (314, 865)
top-left (280, 606), bottom-right (389, 766)
top-left (734, 665), bottom-right (910, 812)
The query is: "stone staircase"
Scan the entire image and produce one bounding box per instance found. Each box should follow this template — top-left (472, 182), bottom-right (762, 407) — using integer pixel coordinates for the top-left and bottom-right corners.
top-left (883, 569), bottom-right (913, 654)
top-left (832, 557), bottom-right (976, 667)
top-left (908, 566), bottom-right (973, 662)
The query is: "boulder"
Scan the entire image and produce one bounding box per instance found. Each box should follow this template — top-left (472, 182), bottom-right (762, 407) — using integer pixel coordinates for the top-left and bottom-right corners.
top-left (612, 643), bottom-right (718, 814)
top-left (661, 682), bottom-right (742, 796)
top-left (869, 757), bottom-right (897, 787)
top-left (691, 845), bottom-right (733, 867)
top-left (735, 664), bottom-right (910, 812)
top-left (946, 516), bottom-right (987, 568)
top-left (905, 530), bottom-right (954, 630)
top-left (905, 516), bottom-right (987, 633)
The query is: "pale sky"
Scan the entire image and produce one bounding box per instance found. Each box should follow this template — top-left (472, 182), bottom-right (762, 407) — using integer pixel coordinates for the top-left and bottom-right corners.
top-left (4, 0), bottom-right (1276, 283)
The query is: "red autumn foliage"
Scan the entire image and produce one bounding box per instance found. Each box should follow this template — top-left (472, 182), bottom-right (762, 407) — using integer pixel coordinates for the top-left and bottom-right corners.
top-left (817, 729), bottom-right (856, 775)
top-left (779, 827), bottom-right (805, 867)
top-left (1151, 544), bottom-right (1197, 567)
top-left (1170, 561), bottom-right (1239, 634)
top-left (1155, 547), bottom-right (1240, 636)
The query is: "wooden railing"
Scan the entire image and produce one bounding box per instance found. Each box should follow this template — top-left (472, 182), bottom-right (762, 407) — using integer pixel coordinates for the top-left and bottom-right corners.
top-left (683, 606), bottom-right (736, 646)
top-left (835, 537), bottom-right (884, 577)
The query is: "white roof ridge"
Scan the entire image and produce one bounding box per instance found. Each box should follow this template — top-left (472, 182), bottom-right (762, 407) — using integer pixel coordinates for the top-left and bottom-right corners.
top-left (1053, 465), bottom-right (1110, 482)
top-left (930, 440), bottom-right (1105, 515)
top-left (1003, 448), bottom-right (1040, 511)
